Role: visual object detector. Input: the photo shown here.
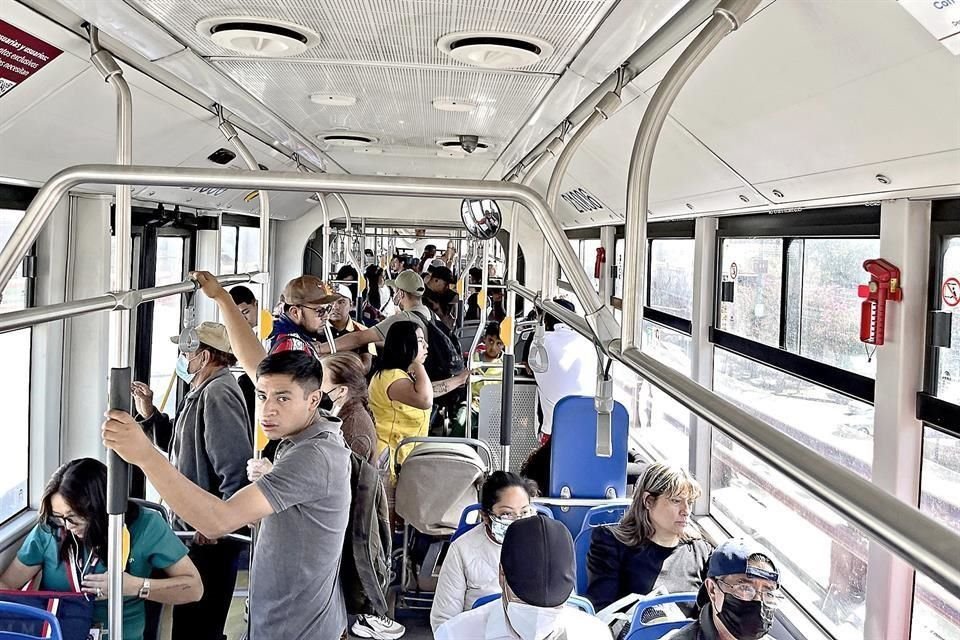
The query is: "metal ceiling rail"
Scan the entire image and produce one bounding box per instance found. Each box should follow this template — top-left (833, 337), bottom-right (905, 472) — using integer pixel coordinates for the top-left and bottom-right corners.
top-left (621, 0), bottom-right (760, 351)
top-left (0, 273), bottom-right (259, 334)
top-left (0, 164), bottom-right (615, 343)
top-left (505, 280), bottom-right (960, 601)
top-left (502, 0), bottom-right (718, 179)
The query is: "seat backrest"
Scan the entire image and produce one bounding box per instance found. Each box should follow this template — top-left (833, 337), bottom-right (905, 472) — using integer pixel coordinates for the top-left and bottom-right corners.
top-left (579, 503), bottom-right (630, 535)
top-left (548, 396), bottom-right (629, 499)
top-left (0, 601), bottom-right (63, 640)
top-left (625, 592), bottom-right (698, 640)
top-left (478, 382), bottom-right (540, 472)
top-left (573, 528), bottom-right (594, 596)
top-left (450, 503), bottom-right (483, 542)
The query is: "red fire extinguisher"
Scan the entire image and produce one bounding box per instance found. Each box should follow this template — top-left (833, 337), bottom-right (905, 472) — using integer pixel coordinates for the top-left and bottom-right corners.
top-left (594, 247), bottom-right (606, 279)
top-left (857, 259), bottom-right (902, 346)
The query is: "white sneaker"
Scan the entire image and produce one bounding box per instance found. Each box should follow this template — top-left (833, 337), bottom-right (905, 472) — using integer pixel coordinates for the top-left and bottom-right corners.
top-left (350, 614), bottom-right (406, 639)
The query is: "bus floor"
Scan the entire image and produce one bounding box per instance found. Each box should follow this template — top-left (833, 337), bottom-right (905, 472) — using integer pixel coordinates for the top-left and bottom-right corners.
top-left (156, 571), bottom-right (435, 639)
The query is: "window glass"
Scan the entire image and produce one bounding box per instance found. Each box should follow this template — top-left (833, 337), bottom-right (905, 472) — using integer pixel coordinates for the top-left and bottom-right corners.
top-left (579, 239), bottom-right (601, 293)
top-left (712, 432), bottom-right (868, 640)
top-left (220, 225), bottom-right (237, 275)
top-left (797, 239), bottom-right (879, 377)
top-left (237, 227), bottom-right (261, 274)
top-left (938, 237), bottom-right (960, 404)
top-left (714, 349), bottom-right (873, 479)
top-left (719, 238), bottom-right (783, 346)
top-left (632, 321), bottom-right (691, 466)
top-left (0, 209), bottom-right (29, 522)
top-left (649, 239), bottom-right (695, 320)
top-left (151, 237), bottom-right (185, 417)
top-left (912, 428), bottom-right (960, 640)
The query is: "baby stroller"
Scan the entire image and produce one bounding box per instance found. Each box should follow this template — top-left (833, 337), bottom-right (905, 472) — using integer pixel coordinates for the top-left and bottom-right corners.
top-left (393, 436), bottom-right (492, 611)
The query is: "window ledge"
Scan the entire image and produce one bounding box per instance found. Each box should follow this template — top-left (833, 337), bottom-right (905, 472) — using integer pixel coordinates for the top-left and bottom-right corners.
top-left (0, 510), bottom-right (36, 553)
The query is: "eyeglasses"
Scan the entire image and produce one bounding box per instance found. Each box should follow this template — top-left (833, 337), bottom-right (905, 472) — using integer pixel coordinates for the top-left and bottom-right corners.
top-left (297, 304), bottom-right (331, 316)
top-left (48, 513), bottom-right (85, 528)
top-left (717, 579), bottom-right (784, 606)
top-left (492, 507), bottom-right (536, 522)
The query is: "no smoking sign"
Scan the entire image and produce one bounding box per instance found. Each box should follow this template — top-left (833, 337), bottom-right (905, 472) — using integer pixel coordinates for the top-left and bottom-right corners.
top-left (943, 277), bottom-right (960, 308)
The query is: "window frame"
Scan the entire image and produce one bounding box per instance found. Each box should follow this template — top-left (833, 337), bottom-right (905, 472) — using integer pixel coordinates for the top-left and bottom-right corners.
top-left (713, 207), bottom-right (882, 405)
top-left (919, 199), bottom-right (960, 435)
top-left (0, 185), bottom-right (40, 526)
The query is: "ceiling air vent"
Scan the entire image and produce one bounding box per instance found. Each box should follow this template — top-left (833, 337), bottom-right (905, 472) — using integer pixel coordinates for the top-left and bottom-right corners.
top-left (437, 31), bottom-right (554, 69)
top-left (318, 132), bottom-right (379, 147)
top-left (196, 17), bottom-right (320, 57)
top-left (436, 137), bottom-right (490, 155)
top-left (561, 188), bottom-right (604, 214)
top-left (207, 148), bottom-right (236, 165)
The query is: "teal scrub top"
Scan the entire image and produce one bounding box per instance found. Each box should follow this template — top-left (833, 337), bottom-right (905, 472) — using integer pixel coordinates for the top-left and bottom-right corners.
top-left (17, 507), bottom-right (188, 640)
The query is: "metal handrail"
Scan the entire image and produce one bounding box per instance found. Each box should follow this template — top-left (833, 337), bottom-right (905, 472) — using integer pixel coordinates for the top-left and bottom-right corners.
top-left (502, 0), bottom-right (718, 178)
top-left (0, 273), bottom-right (259, 334)
top-left (621, 0), bottom-right (759, 352)
top-left (507, 284), bottom-right (960, 599)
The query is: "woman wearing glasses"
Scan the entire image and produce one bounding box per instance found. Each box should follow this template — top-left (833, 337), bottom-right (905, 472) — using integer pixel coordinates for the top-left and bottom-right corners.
top-left (0, 458), bottom-right (202, 639)
top-left (586, 462), bottom-right (712, 618)
top-left (429, 471), bottom-right (536, 633)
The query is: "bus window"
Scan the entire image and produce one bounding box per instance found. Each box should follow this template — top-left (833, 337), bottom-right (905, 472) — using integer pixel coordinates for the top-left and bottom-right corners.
top-left (649, 239), bottom-right (694, 320)
top-left (220, 224), bottom-right (238, 275)
top-left (0, 209), bottom-right (30, 523)
top-left (712, 431), bottom-right (868, 640)
top-left (150, 237), bottom-right (186, 417)
top-left (719, 238), bottom-right (783, 347)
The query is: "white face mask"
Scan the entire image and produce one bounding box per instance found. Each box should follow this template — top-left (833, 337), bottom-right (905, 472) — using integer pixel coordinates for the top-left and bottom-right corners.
top-left (488, 515), bottom-right (511, 544)
top-left (503, 600), bottom-right (565, 640)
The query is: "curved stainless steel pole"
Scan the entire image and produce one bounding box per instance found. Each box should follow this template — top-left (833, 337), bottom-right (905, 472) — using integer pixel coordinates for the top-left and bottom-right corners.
top-left (330, 193), bottom-right (364, 306)
top-left (89, 27), bottom-right (131, 640)
top-left (504, 0), bottom-right (717, 178)
top-left (219, 118), bottom-right (272, 310)
top-left (0, 164), bottom-right (647, 335)
top-left (542, 92), bottom-right (621, 344)
top-left (621, 0), bottom-right (759, 351)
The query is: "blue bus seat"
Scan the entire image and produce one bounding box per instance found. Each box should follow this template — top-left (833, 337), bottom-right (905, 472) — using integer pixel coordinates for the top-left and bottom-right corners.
top-left (624, 592), bottom-right (698, 640)
top-left (0, 601), bottom-right (63, 640)
top-left (573, 527), bottom-right (594, 595)
top-left (548, 396), bottom-right (629, 537)
top-left (471, 592), bottom-right (596, 615)
top-left (450, 503), bottom-right (555, 543)
top-left (579, 503), bottom-right (630, 535)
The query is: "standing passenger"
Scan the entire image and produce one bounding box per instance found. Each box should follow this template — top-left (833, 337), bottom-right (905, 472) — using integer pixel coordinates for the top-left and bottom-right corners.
top-left (131, 322), bottom-right (251, 640)
top-left (323, 289), bottom-right (376, 372)
top-left (230, 285), bottom-right (260, 435)
top-left (103, 351), bottom-right (352, 640)
top-left (368, 321), bottom-right (432, 480)
top-left (266, 275), bottom-right (339, 358)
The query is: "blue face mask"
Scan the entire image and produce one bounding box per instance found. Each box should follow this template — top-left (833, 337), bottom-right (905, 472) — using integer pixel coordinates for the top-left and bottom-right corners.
top-left (175, 354), bottom-right (197, 384)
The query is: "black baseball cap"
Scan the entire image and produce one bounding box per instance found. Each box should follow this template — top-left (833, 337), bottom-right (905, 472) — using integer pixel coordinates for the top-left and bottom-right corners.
top-left (500, 515), bottom-right (575, 607)
top-left (428, 265), bottom-right (455, 284)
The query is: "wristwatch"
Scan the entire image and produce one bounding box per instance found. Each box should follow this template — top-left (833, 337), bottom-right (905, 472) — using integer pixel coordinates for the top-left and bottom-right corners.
top-left (137, 578), bottom-right (151, 599)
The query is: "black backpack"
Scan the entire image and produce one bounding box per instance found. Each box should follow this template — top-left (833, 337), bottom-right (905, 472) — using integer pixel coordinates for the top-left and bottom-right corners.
top-left (412, 311), bottom-right (465, 385)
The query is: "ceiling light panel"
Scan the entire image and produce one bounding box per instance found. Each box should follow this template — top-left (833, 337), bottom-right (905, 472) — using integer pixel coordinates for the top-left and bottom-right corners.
top-left (215, 60), bottom-right (553, 150)
top-left (127, 0), bottom-right (615, 73)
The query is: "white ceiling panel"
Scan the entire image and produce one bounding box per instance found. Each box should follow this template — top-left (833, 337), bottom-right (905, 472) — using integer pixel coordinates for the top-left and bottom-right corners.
top-left (213, 60), bottom-right (555, 152)
top-left (665, 0), bottom-right (960, 183)
top-left (128, 0), bottom-right (615, 73)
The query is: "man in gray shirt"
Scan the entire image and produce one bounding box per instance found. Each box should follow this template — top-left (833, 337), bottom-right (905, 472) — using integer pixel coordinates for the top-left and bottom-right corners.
top-left (104, 350), bottom-right (351, 640)
top-left (132, 321), bottom-right (251, 640)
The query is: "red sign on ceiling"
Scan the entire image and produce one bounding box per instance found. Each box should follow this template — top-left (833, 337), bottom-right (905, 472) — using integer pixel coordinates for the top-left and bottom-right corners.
top-left (0, 19), bottom-right (63, 99)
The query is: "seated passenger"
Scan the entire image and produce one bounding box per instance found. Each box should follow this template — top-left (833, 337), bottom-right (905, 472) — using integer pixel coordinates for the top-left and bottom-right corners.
top-left (435, 515), bottom-right (611, 640)
top-left (130, 321), bottom-right (251, 640)
top-left (430, 472), bottom-right (536, 632)
top-left (0, 459), bottom-right (202, 640)
top-left (461, 322), bottom-right (504, 435)
top-left (587, 462), bottom-right (711, 614)
top-left (664, 539), bottom-right (783, 640)
top-left (103, 351), bottom-right (352, 640)
top-left (368, 320), bottom-right (432, 479)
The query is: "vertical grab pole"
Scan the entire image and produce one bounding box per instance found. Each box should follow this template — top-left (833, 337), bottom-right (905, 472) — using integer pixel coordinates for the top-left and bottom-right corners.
top-left (500, 138), bottom-right (562, 472)
top-left (218, 110), bottom-right (271, 314)
top-left (88, 26), bottom-right (131, 640)
top-left (465, 240), bottom-right (492, 445)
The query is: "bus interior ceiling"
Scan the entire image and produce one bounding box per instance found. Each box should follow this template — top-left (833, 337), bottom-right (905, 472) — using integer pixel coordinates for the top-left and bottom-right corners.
top-left (0, 0), bottom-right (958, 639)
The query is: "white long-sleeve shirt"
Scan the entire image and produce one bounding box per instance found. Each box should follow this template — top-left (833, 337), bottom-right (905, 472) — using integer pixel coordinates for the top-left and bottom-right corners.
top-left (533, 324), bottom-right (599, 434)
top-left (430, 523), bottom-right (503, 632)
